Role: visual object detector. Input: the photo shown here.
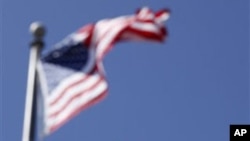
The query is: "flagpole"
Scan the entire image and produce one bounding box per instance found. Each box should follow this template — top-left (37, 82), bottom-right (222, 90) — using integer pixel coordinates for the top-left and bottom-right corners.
top-left (22, 22), bottom-right (46, 141)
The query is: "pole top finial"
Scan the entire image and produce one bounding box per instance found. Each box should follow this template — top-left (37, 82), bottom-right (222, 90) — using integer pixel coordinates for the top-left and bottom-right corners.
top-left (30, 22), bottom-right (46, 39)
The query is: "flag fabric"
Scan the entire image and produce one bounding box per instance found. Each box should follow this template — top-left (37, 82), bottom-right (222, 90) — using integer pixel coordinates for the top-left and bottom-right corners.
top-left (37, 7), bottom-right (170, 135)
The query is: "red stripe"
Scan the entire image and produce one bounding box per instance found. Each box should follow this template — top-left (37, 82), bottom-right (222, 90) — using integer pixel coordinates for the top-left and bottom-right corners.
top-left (135, 19), bottom-right (155, 23)
top-left (49, 76), bottom-right (105, 118)
top-left (77, 24), bottom-right (94, 47)
top-left (48, 88), bottom-right (108, 133)
top-left (94, 20), bottom-right (132, 61)
top-left (127, 26), bottom-right (166, 42)
top-left (155, 9), bottom-right (171, 19)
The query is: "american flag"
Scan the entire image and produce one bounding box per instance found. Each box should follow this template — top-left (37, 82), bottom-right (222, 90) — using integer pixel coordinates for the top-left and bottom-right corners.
top-left (37, 7), bottom-right (170, 135)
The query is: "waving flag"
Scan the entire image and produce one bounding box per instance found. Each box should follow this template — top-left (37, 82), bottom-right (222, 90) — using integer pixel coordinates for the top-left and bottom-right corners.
top-left (37, 7), bottom-right (170, 135)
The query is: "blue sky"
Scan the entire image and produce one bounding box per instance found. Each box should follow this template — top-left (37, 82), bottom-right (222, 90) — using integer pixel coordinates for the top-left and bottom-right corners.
top-left (2, 0), bottom-right (249, 141)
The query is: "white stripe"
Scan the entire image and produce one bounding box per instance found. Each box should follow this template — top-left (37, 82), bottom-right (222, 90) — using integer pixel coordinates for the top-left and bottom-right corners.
top-left (90, 19), bottom-right (112, 47)
top-left (72, 32), bottom-right (88, 43)
top-left (138, 7), bottom-right (154, 20)
top-left (46, 80), bottom-right (108, 129)
top-left (138, 7), bottom-right (150, 17)
top-left (48, 74), bottom-right (101, 115)
top-left (91, 17), bottom-right (129, 48)
top-left (130, 22), bottom-right (159, 34)
top-left (155, 13), bottom-right (170, 24)
top-left (48, 48), bottom-right (96, 103)
top-left (95, 20), bottom-right (129, 60)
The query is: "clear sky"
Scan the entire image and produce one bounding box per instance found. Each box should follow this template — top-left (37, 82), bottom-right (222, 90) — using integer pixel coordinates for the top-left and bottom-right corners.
top-left (2, 0), bottom-right (249, 141)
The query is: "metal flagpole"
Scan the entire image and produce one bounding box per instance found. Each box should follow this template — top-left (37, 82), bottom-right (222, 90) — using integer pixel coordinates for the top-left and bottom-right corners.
top-left (22, 22), bottom-right (46, 141)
